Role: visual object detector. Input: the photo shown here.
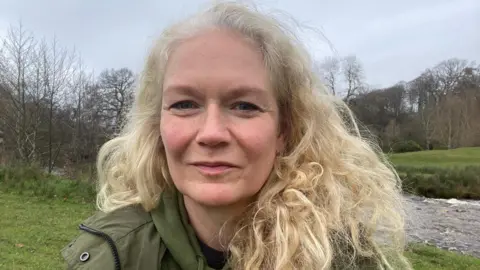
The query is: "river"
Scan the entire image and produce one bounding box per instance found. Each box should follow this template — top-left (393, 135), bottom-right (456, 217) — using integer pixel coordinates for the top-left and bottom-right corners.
top-left (405, 195), bottom-right (480, 258)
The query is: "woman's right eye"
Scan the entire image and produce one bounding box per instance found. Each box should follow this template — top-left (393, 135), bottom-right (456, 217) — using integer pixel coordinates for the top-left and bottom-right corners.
top-left (169, 100), bottom-right (198, 110)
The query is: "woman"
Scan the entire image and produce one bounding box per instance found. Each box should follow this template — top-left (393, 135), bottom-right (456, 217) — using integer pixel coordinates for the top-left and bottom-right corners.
top-left (63, 2), bottom-right (411, 269)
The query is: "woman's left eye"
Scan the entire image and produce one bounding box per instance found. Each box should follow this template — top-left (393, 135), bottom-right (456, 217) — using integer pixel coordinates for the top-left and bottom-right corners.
top-left (232, 102), bottom-right (261, 111)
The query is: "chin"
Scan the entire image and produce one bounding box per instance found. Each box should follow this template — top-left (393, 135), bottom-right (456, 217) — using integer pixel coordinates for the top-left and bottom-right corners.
top-left (186, 182), bottom-right (254, 208)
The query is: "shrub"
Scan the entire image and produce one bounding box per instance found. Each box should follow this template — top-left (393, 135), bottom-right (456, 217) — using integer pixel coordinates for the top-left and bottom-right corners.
top-left (399, 166), bottom-right (480, 199)
top-left (0, 165), bottom-right (96, 203)
top-left (392, 140), bottom-right (423, 153)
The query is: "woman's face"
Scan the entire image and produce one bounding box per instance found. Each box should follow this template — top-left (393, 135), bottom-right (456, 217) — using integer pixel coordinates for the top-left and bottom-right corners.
top-left (160, 29), bottom-right (284, 208)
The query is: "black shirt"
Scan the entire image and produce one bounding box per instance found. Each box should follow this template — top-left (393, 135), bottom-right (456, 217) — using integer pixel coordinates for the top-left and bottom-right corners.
top-left (198, 238), bottom-right (227, 269)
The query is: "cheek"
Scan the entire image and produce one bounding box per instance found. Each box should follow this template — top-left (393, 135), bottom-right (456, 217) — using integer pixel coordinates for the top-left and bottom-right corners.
top-left (160, 116), bottom-right (192, 153)
top-left (237, 120), bottom-right (279, 158)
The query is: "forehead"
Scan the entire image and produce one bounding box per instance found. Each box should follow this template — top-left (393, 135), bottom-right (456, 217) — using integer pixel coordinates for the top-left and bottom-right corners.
top-left (162, 29), bottom-right (271, 93)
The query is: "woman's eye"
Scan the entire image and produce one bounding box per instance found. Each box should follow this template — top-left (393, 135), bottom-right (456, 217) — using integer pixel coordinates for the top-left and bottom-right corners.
top-left (232, 102), bottom-right (261, 111)
top-left (170, 101), bottom-right (198, 110)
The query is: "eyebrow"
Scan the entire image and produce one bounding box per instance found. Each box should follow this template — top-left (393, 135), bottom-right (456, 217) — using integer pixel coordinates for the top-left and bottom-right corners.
top-left (163, 85), bottom-right (269, 100)
top-left (225, 86), bottom-right (269, 100)
top-left (163, 85), bottom-right (204, 99)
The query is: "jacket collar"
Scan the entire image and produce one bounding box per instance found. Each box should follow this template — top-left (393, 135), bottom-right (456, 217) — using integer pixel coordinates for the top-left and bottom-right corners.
top-left (151, 187), bottom-right (213, 270)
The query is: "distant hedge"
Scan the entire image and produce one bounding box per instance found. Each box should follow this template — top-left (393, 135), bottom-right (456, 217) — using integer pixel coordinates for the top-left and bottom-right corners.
top-left (392, 140), bottom-right (423, 153)
top-left (0, 166), bottom-right (96, 203)
top-left (397, 165), bottom-right (480, 199)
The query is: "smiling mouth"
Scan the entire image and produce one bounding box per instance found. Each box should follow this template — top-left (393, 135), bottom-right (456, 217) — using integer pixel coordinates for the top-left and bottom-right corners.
top-left (191, 162), bottom-right (236, 176)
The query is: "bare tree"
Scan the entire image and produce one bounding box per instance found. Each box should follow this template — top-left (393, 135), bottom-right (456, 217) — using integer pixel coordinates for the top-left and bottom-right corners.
top-left (39, 36), bottom-right (76, 172)
top-left (433, 58), bottom-right (469, 95)
top-left (80, 82), bottom-right (112, 181)
top-left (342, 55), bottom-right (364, 103)
top-left (0, 22), bottom-right (38, 162)
top-left (63, 55), bottom-right (92, 166)
top-left (425, 59), bottom-right (476, 149)
top-left (318, 56), bottom-right (341, 95)
top-left (432, 93), bottom-right (464, 149)
top-left (382, 84), bottom-right (407, 142)
top-left (459, 66), bottom-right (480, 146)
top-left (98, 68), bottom-right (135, 134)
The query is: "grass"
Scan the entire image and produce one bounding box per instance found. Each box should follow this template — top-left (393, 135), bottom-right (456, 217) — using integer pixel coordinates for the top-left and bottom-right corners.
top-left (399, 165), bottom-right (480, 199)
top-left (388, 147), bottom-right (480, 199)
top-left (389, 147), bottom-right (480, 168)
top-left (406, 243), bottom-right (480, 270)
top-left (0, 192), bottom-right (479, 269)
top-left (0, 165), bottom-right (96, 203)
top-left (0, 191), bottom-right (95, 269)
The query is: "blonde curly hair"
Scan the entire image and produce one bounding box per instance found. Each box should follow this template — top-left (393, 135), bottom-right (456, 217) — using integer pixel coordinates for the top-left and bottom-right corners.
top-left (96, 1), bottom-right (411, 269)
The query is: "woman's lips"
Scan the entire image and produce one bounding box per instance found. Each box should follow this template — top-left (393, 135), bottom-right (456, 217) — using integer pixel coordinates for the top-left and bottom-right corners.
top-left (191, 162), bottom-right (236, 176)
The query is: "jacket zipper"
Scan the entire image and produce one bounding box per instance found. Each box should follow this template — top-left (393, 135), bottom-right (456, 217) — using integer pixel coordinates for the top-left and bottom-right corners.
top-left (79, 224), bottom-right (122, 270)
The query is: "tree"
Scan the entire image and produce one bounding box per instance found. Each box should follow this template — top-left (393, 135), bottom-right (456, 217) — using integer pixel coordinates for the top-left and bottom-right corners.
top-left (428, 59), bottom-right (477, 149)
top-left (403, 59), bottom-right (480, 149)
top-left (64, 56), bottom-right (92, 166)
top-left (381, 84), bottom-right (407, 145)
top-left (433, 58), bottom-right (469, 95)
top-left (407, 71), bottom-right (439, 149)
top-left (38, 36), bottom-right (76, 172)
top-left (0, 22), bottom-right (38, 162)
top-left (98, 68), bottom-right (135, 134)
top-left (342, 55), bottom-right (364, 103)
top-left (318, 56), bottom-right (341, 95)
top-left (349, 84), bottom-right (409, 150)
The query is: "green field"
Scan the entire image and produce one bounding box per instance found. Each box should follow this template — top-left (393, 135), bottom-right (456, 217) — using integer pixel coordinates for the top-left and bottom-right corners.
top-left (388, 147), bottom-right (480, 199)
top-left (1, 192), bottom-right (479, 269)
top-left (0, 192), bottom-right (95, 269)
top-left (389, 147), bottom-right (480, 168)
top-left (406, 244), bottom-right (480, 270)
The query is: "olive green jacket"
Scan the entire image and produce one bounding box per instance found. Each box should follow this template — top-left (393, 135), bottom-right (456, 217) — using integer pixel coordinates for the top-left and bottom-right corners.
top-left (62, 189), bottom-right (379, 269)
top-left (62, 188), bottom-right (223, 270)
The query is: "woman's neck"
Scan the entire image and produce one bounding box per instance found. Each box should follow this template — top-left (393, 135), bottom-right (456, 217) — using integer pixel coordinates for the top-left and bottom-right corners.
top-left (183, 195), bottom-right (247, 251)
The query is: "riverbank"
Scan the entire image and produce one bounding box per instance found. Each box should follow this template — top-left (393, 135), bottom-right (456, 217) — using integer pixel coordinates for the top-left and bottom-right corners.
top-left (390, 147), bottom-right (480, 199)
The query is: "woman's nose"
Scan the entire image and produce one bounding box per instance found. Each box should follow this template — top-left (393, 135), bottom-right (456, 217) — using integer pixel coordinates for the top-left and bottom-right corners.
top-left (195, 104), bottom-right (231, 147)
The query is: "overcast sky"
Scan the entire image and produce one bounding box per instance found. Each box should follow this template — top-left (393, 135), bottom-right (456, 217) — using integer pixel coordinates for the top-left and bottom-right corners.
top-left (1, 0), bottom-right (479, 88)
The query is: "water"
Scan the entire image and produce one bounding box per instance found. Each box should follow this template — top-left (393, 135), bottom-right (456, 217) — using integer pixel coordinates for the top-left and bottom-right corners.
top-left (405, 195), bottom-right (480, 257)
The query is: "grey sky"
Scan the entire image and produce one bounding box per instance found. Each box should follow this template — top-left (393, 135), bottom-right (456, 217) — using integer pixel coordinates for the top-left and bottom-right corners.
top-left (1, 0), bottom-right (479, 88)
